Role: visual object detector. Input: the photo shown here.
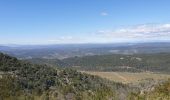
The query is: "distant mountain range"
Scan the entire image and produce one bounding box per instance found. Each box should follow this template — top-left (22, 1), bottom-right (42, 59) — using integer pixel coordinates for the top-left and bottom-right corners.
top-left (1, 42), bottom-right (170, 60)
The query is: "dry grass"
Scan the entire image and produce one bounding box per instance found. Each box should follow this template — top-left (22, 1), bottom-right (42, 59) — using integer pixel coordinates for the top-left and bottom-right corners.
top-left (81, 71), bottom-right (170, 84)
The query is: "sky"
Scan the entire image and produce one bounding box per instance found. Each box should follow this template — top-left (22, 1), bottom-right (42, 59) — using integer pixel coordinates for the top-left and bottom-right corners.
top-left (0, 0), bottom-right (170, 44)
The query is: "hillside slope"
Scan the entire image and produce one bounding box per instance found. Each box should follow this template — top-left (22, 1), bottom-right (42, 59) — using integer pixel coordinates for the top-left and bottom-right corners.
top-left (0, 53), bottom-right (134, 100)
top-left (129, 79), bottom-right (170, 100)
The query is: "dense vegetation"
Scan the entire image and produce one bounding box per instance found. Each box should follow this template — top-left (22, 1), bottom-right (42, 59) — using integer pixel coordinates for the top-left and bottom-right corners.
top-left (0, 53), bottom-right (136, 100)
top-left (62, 53), bottom-right (170, 73)
top-left (27, 53), bottom-right (170, 73)
top-left (27, 58), bottom-right (69, 67)
top-left (129, 79), bottom-right (170, 100)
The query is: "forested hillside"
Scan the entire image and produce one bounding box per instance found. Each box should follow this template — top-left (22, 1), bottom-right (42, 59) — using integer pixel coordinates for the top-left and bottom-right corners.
top-left (62, 53), bottom-right (170, 73)
top-left (27, 53), bottom-right (170, 73)
top-left (0, 53), bottom-right (136, 100)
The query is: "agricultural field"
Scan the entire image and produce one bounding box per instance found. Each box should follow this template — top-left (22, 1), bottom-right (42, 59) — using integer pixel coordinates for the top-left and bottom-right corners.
top-left (81, 71), bottom-right (170, 84)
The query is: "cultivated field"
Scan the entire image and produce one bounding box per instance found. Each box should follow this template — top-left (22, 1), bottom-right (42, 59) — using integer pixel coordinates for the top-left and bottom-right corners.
top-left (81, 71), bottom-right (170, 84)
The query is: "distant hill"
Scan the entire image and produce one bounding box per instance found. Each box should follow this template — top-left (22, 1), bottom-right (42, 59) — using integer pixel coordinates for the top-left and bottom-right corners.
top-left (27, 53), bottom-right (170, 73)
top-left (1, 42), bottom-right (170, 59)
top-left (63, 53), bottom-right (170, 73)
top-left (26, 58), bottom-right (69, 67)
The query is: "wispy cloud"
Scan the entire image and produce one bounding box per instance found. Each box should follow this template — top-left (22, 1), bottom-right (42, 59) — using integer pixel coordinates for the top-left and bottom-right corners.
top-left (48, 36), bottom-right (87, 44)
top-left (97, 23), bottom-right (170, 40)
top-left (48, 23), bottom-right (170, 44)
top-left (100, 12), bottom-right (108, 16)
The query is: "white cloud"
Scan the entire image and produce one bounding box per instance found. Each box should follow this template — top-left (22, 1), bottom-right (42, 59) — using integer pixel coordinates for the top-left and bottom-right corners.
top-left (97, 23), bottom-right (170, 40)
top-left (48, 36), bottom-right (87, 44)
top-left (48, 23), bottom-right (170, 44)
top-left (48, 36), bottom-right (73, 42)
top-left (100, 12), bottom-right (108, 16)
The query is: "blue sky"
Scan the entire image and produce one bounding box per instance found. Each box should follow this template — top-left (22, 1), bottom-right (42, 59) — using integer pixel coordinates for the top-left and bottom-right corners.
top-left (0, 0), bottom-right (170, 44)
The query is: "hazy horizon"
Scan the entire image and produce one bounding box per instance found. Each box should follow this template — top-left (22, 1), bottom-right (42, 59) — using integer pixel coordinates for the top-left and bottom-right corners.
top-left (1, 41), bottom-right (170, 46)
